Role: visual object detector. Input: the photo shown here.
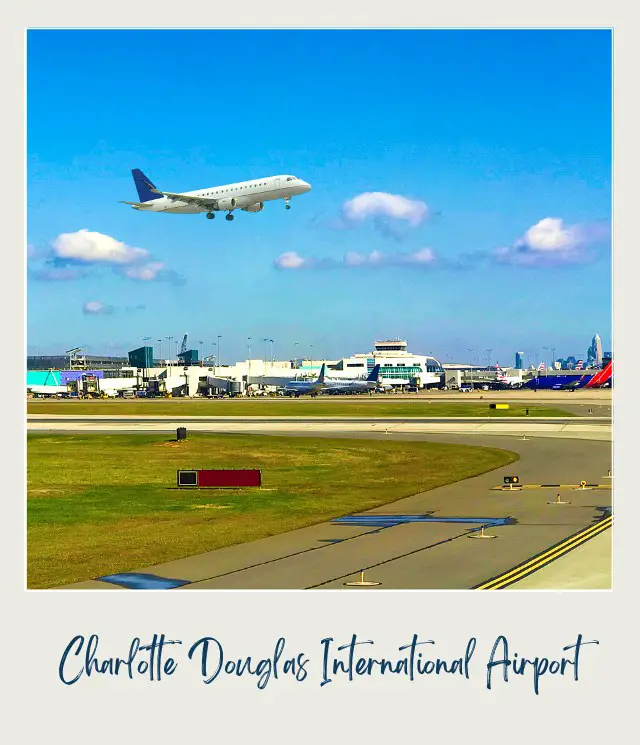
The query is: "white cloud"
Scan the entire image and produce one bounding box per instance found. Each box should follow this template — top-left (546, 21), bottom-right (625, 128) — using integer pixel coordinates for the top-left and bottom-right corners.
top-left (52, 229), bottom-right (149, 265)
top-left (274, 252), bottom-right (309, 269)
top-left (407, 247), bottom-right (436, 264)
top-left (342, 192), bottom-right (429, 226)
top-left (82, 300), bottom-right (114, 315)
top-left (275, 248), bottom-right (438, 270)
top-left (494, 218), bottom-right (608, 267)
top-left (118, 262), bottom-right (165, 281)
top-left (517, 218), bottom-right (580, 252)
top-left (344, 251), bottom-right (366, 267)
top-left (28, 228), bottom-right (184, 284)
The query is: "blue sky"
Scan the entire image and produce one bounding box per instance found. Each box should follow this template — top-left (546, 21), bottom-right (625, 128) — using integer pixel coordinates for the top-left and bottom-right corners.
top-left (27, 29), bottom-right (612, 366)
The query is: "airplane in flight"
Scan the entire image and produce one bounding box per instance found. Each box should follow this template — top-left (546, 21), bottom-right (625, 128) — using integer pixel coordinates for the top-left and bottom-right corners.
top-left (119, 168), bottom-right (312, 221)
top-left (322, 364), bottom-right (381, 394)
top-left (283, 365), bottom-right (327, 397)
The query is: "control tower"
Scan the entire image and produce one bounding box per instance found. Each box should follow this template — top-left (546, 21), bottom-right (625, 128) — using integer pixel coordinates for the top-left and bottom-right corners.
top-left (374, 339), bottom-right (408, 354)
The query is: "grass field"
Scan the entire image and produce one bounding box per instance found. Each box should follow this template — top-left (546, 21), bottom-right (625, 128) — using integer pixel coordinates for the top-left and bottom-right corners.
top-left (27, 399), bottom-right (572, 417)
top-left (27, 432), bottom-right (518, 588)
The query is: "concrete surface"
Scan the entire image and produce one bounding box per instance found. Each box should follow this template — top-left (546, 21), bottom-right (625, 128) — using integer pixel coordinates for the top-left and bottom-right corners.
top-left (50, 426), bottom-right (612, 591)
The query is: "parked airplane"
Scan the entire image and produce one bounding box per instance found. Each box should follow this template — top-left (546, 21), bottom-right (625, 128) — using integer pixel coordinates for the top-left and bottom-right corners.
top-left (27, 385), bottom-right (68, 397)
top-left (494, 364), bottom-right (522, 388)
top-left (322, 364), bottom-right (381, 394)
top-left (283, 365), bottom-right (327, 397)
top-left (120, 169), bottom-right (312, 221)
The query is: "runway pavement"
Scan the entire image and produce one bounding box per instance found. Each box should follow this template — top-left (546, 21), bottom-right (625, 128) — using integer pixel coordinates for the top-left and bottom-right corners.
top-left (39, 416), bottom-right (612, 591)
top-left (28, 415), bottom-right (611, 440)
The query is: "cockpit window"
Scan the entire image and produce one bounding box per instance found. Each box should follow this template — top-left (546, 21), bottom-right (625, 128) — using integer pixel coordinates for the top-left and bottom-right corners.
top-left (286, 177), bottom-right (294, 181)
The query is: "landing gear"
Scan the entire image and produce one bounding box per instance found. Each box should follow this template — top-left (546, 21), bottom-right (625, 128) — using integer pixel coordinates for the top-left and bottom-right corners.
top-left (226, 213), bottom-right (235, 221)
top-left (285, 197), bottom-right (291, 210)
top-left (206, 212), bottom-right (215, 220)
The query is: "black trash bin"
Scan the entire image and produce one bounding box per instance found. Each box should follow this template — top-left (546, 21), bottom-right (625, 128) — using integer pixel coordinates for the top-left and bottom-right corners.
top-left (177, 426), bottom-right (187, 441)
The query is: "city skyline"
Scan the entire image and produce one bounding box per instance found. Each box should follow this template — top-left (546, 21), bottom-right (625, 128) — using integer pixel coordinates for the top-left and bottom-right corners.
top-left (27, 331), bottom-right (610, 370)
top-left (28, 30), bottom-right (612, 362)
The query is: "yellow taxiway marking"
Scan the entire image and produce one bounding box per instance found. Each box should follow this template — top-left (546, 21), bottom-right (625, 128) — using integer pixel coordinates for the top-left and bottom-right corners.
top-left (475, 515), bottom-right (612, 590)
top-left (491, 484), bottom-right (612, 490)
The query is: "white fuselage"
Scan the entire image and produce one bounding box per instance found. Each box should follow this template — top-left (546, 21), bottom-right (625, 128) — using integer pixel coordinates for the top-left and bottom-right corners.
top-left (135, 174), bottom-right (311, 213)
top-left (284, 379), bottom-right (324, 394)
top-left (322, 378), bottom-right (377, 393)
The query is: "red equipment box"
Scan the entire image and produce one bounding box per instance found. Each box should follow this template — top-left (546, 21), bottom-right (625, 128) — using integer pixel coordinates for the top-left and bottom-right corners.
top-left (177, 469), bottom-right (261, 488)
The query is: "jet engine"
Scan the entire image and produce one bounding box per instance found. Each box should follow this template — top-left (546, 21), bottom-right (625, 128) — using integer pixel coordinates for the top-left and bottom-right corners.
top-left (243, 202), bottom-right (264, 213)
top-left (216, 197), bottom-right (236, 210)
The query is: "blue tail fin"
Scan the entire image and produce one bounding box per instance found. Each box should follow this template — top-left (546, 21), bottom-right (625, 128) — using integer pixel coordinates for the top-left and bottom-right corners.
top-left (367, 364), bottom-right (381, 382)
top-left (317, 364), bottom-right (326, 383)
top-left (132, 169), bottom-right (161, 202)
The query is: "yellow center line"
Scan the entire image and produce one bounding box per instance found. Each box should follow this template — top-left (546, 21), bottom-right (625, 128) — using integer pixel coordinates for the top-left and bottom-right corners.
top-left (476, 516), bottom-right (612, 590)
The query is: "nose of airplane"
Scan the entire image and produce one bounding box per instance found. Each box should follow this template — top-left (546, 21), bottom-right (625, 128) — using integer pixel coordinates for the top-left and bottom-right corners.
top-left (301, 180), bottom-right (312, 192)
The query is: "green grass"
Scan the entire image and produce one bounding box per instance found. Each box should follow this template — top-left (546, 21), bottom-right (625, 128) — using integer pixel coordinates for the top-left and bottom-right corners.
top-left (27, 399), bottom-right (572, 417)
top-left (27, 432), bottom-right (518, 588)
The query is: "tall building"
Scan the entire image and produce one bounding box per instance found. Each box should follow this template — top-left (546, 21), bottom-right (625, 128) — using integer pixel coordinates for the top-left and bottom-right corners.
top-left (515, 352), bottom-right (524, 370)
top-left (587, 333), bottom-right (603, 367)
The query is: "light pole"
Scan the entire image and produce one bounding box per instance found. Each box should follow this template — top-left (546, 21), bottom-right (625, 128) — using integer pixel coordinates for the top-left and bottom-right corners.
top-left (551, 347), bottom-right (556, 370)
top-left (263, 338), bottom-right (269, 387)
top-left (270, 339), bottom-right (274, 365)
top-left (199, 340), bottom-right (204, 364)
top-left (486, 348), bottom-right (492, 367)
top-left (217, 335), bottom-right (221, 367)
top-left (543, 346), bottom-right (549, 375)
top-left (166, 337), bottom-right (173, 365)
top-left (157, 339), bottom-right (162, 362)
top-left (467, 347), bottom-right (474, 388)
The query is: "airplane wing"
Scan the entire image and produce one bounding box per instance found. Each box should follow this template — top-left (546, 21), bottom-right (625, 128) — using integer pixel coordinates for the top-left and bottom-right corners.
top-left (118, 200), bottom-right (146, 206)
top-left (149, 187), bottom-right (219, 209)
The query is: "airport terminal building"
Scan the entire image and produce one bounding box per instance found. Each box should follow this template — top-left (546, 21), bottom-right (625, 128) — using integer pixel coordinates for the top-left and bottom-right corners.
top-left (27, 338), bottom-right (448, 397)
top-left (321, 339), bottom-right (444, 388)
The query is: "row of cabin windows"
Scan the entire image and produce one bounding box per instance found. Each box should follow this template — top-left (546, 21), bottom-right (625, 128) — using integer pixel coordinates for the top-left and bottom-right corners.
top-left (201, 178), bottom-right (295, 197)
top-left (202, 182), bottom-right (270, 196)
